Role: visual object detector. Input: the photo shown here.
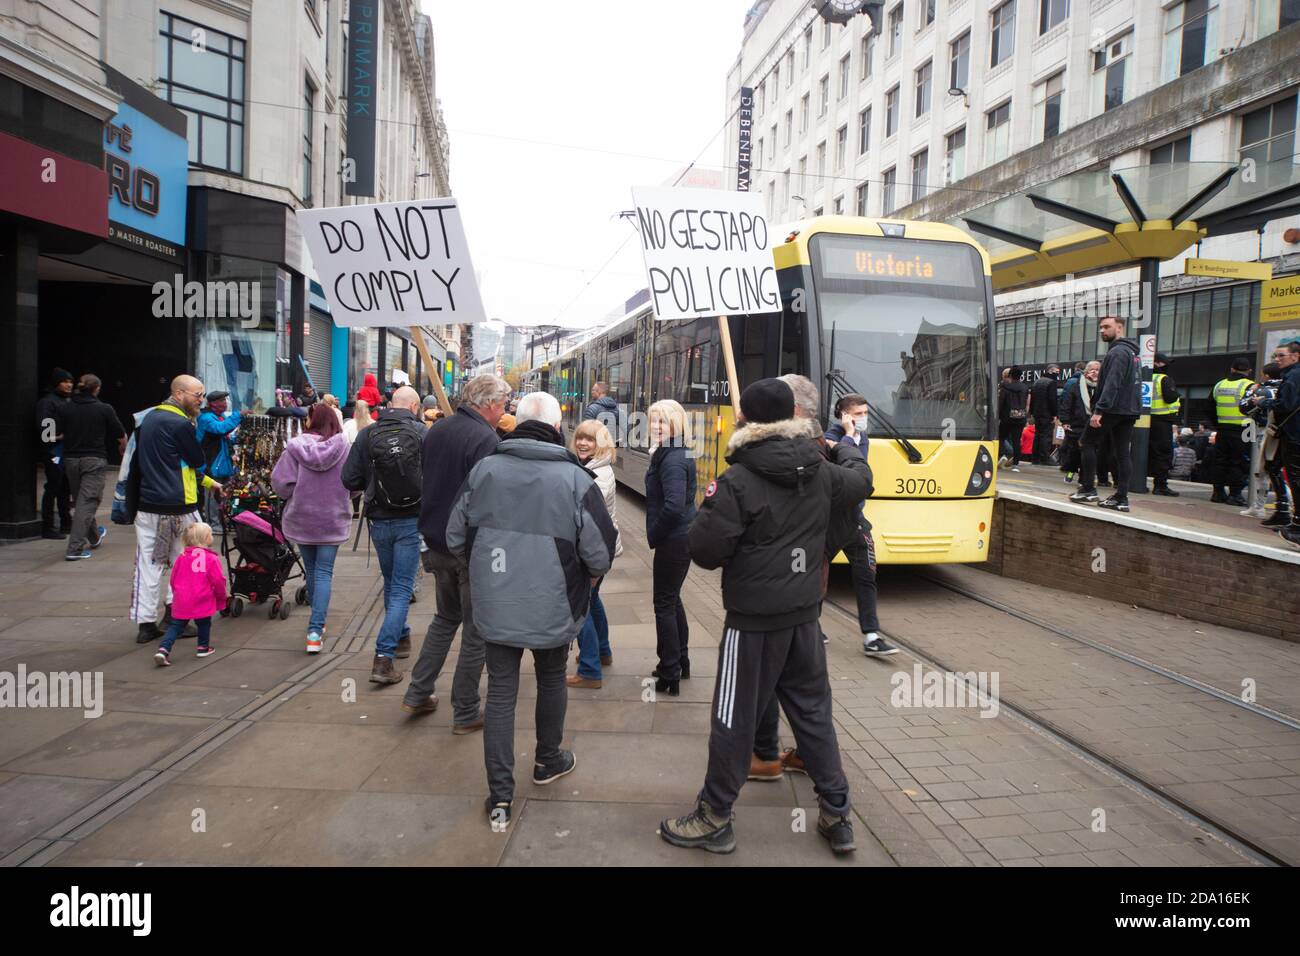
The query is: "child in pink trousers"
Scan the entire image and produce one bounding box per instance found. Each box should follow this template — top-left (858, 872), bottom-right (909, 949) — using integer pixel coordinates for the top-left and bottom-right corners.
top-left (155, 522), bottom-right (227, 665)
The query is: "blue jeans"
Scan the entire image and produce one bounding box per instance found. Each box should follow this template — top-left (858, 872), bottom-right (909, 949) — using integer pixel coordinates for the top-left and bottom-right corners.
top-left (576, 582), bottom-right (611, 679)
top-left (369, 517), bottom-right (420, 658)
top-left (298, 543), bottom-right (339, 635)
top-left (160, 617), bottom-right (211, 653)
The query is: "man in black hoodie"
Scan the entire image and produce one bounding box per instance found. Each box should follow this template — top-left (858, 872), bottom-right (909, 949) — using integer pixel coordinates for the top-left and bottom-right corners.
top-left (997, 368), bottom-right (1031, 471)
top-left (35, 368), bottom-right (74, 539)
top-left (1030, 366), bottom-right (1060, 465)
top-left (1070, 316), bottom-right (1140, 512)
top-left (659, 379), bottom-right (869, 858)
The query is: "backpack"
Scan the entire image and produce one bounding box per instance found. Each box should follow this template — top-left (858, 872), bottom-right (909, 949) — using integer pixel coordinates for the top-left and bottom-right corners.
top-left (368, 418), bottom-right (422, 510)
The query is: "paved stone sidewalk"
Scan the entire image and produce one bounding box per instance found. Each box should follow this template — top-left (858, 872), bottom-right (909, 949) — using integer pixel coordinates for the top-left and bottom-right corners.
top-left (1, 493), bottom-right (1268, 867)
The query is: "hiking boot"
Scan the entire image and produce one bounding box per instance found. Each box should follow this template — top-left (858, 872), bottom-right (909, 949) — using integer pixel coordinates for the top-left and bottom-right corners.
top-left (136, 622), bottom-right (161, 644)
top-left (781, 748), bottom-right (808, 775)
top-left (401, 695), bottom-right (438, 715)
top-left (1226, 494), bottom-right (1248, 507)
top-left (533, 750), bottom-right (577, 786)
top-left (395, 634), bottom-right (412, 659)
top-left (566, 674), bottom-right (602, 689)
top-left (1262, 511), bottom-right (1292, 527)
top-left (659, 800), bottom-right (735, 854)
top-left (863, 633), bottom-right (898, 656)
top-left (369, 655), bottom-right (404, 684)
top-left (486, 798), bottom-right (512, 832)
top-left (1098, 495), bottom-right (1130, 513)
top-left (817, 805), bottom-right (857, 855)
top-left (747, 754), bottom-right (784, 781)
top-left (1069, 489), bottom-right (1099, 503)
top-left (452, 711), bottom-right (485, 735)
top-left (1151, 485), bottom-right (1179, 497)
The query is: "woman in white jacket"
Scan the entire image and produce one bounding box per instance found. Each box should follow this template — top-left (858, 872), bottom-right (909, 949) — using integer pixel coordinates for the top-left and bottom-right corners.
top-left (568, 420), bottom-right (622, 688)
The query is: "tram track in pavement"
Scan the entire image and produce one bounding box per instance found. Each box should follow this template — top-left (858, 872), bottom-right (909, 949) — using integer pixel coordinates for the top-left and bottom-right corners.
top-left (823, 574), bottom-right (1295, 867)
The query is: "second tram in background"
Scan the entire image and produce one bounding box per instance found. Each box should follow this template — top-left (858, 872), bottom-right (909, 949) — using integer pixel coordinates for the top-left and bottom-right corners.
top-left (530, 216), bottom-right (999, 565)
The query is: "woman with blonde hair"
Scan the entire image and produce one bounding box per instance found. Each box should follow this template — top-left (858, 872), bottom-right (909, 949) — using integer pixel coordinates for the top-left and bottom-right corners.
top-left (342, 399), bottom-right (371, 517)
top-left (567, 419), bottom-right (622, 688)
top-left (645, 399), bottom-right (696, 696)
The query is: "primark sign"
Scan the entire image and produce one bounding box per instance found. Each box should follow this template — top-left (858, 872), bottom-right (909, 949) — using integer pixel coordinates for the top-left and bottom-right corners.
top-left (345, 1), bottom-right (379, 196)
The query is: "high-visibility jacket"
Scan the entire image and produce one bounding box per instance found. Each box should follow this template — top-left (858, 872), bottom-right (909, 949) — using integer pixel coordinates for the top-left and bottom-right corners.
top-left (1213, 377), bottom-right (1251, 427)
top-left (1150, 372), bottom-right (1180, 417)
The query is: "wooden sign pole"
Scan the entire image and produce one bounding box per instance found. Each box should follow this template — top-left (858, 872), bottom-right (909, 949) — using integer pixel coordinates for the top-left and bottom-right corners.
top-left (408, 326), bottom-right (453, 415)
top-left (717, 314), bottom-right (742, 419)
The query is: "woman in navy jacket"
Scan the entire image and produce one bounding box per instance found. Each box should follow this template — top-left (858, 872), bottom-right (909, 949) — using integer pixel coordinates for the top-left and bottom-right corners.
top-left (645, 399), bottom-right (696, 695)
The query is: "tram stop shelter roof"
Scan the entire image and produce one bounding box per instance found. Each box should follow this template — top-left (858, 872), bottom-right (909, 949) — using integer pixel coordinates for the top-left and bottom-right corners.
top-left (948, 159), bottom-right (1300, 292)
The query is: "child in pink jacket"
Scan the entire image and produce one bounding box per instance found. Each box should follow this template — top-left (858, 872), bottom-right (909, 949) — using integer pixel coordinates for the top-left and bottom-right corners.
top-left (155, 522), bottom-right (227, 665)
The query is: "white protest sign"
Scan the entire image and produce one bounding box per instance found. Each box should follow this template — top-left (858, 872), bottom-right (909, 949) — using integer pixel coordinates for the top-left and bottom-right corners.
top-left (296, 199), bottom-right (487, 328)
top-left (631, 186), bottom-right (780, 321)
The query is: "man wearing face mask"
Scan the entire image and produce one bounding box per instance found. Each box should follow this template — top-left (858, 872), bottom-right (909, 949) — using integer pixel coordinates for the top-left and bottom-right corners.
top-left (196, 391), bottom-right (242, 525)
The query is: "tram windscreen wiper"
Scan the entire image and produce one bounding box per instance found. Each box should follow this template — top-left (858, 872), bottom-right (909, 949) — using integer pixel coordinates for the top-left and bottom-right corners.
top-left (824, 323), bottom-right (922, 463)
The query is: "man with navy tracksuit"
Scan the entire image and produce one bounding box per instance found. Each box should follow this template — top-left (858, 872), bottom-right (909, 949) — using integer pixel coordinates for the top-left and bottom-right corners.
top-left (659, 378), bottom-right (870, 857)
top-left (125, 375), bottom-right (222, 643)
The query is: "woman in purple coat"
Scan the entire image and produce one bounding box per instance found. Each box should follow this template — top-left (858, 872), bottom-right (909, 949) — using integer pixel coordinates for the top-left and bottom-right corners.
top-left (272, 404), bottom-right (352, 653)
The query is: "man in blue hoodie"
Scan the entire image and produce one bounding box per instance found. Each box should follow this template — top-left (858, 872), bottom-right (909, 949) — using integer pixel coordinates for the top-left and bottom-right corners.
top-left (196, 391), bottom-right (241, 525)
top-left (1069, 316), bottom-right (1140, 512)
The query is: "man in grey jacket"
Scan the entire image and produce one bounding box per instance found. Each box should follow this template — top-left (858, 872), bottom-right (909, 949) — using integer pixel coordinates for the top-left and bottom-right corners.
top-left (446, 391), bottom-right (617, 831)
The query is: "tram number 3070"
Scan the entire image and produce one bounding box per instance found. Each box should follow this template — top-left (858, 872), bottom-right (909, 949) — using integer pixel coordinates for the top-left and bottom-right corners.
top-left (895, 478), bottom-right (942, 496)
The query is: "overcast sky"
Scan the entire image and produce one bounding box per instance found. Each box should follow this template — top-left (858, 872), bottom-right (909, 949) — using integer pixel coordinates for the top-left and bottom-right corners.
top-left (421, 0), bottom-right (754, 331)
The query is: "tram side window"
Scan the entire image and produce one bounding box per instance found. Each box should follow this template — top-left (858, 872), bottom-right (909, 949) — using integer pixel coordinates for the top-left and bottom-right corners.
top-left (742, 315), bottom-right (767, 387)
top-left (780, 309), bottom-right (805, 376)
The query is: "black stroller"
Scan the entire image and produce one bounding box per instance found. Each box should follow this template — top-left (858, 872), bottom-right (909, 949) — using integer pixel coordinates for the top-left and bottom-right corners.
top-left (219, 496), bottom-right (306, 620)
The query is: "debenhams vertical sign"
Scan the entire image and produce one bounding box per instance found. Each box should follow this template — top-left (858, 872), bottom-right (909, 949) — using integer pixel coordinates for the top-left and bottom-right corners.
top-left (346, 1), bottom-right (379, 196)
top-left (736, 86), bottom-right (753, 192)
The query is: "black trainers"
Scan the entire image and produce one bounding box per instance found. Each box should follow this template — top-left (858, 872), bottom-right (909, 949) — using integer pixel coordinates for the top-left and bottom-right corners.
top-left (1151, 485), bottom-right (1179, 497)
top-left (659, 800), bottom-right (736, 854)
top-left (135, 622), bottom-right (161, 644)
top-left (1279, 526), bottom-right (1300, 550)
top-left (1069, 489), bottom-right (1099, 503)
top-left (862, 633), bottom-right (898, 656)
top-left (485, 798), bottom-right (512, 832)
top-left (1210, 491), bottom-right (1228, 503)
top-left (1226, 495), bottom-right (1248, 507)
top-left (817, 805), bottom-right (857, 855)
top-left (1097, 496), bottom-right (1130, 512)
top-left (1262, 511), bottom-right (1292, 527)
top-left (533, 750), bottom-right (577, 786)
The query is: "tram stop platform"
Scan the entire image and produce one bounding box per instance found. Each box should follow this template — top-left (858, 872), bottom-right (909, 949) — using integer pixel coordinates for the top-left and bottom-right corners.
top-left (988, 463), bottom-right (1300, 643)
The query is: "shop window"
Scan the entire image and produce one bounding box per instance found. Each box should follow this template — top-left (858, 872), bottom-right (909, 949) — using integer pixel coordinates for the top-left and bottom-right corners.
top-left (159, 12), bottom-right (246, 174)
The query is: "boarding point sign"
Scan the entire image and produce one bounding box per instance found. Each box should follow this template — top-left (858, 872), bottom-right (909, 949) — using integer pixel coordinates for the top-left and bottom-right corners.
top-left (296, 198), bottom-right (487, 328)
top-left (631, 186), bottom-right (780, 321)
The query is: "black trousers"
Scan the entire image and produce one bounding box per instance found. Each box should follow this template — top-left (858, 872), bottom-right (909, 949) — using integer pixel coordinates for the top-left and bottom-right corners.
top-left (1283, 437), bottom-right (1300, 527)
top-left (844, 534), bottom-right (880, 633)
top-left (1212, 425), bottom-right (1249, 496)
top-left (1148, 416), bottom-right (1177, 485)
top-left (1031, 418), bottom-right (1054, 463)
top-left (652, 534), bottom-right (691, 680)
top-left (702, 621), bottom-right (849, 815)
top-left (1266, 450), bottom-right (1290, 515)
top-left (1080, 415), bottom-right (1135, 499)
top-left (998, 420), bottom-right (1026, 464)
top-left (1060, 429), bottom-right (1083, 473)
top-left (41, 453), bottom-right (71, 532)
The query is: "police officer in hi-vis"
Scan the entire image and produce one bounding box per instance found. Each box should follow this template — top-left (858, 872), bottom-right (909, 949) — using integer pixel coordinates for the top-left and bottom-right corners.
top-left (1148, 352), bottom-right (1182, 496)
top-left (1211, 357), bottom-right (1255, 507)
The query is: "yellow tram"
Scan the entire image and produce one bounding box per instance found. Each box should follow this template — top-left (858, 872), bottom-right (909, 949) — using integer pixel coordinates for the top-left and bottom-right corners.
top-left (532, 216), bottom-right (998, 564)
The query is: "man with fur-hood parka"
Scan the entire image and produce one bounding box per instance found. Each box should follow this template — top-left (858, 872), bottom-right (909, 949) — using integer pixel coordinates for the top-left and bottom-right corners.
top-left (659, 378), bottom-right (868, 859)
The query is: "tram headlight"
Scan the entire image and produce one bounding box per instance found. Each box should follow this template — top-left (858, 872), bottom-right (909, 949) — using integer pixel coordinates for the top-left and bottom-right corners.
top-left (964, 446), bottom-right (995, 496)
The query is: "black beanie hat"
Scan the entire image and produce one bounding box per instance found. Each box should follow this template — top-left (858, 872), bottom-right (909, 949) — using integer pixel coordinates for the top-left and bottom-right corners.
top-left (739, 378), bottom-right (795, 424)
top-left (50, 368), bottom-right (73, 387)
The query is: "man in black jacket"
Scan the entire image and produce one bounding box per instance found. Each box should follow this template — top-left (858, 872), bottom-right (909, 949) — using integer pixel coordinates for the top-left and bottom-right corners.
top-left (659, 379), bottom-right (869, 857)
top-left (997, 369), bottom-right (1031, 471)
top-left (1058, 361), bottom-right (1097, 482)
top-left (35, 368), bottom-right (74, 539)
top-left (1030, 366), bottom-right (1060, 465)
top-left (59, 375), bottom-right (125, 560)
top-left (581, 382), bottom-right (620, 438)
top-left (1070, 316), bottom-right (1140, 512)
top-left (342, 386), bottom-right (427, 685)
top-left (403, 374), bottom-right (508, 729)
